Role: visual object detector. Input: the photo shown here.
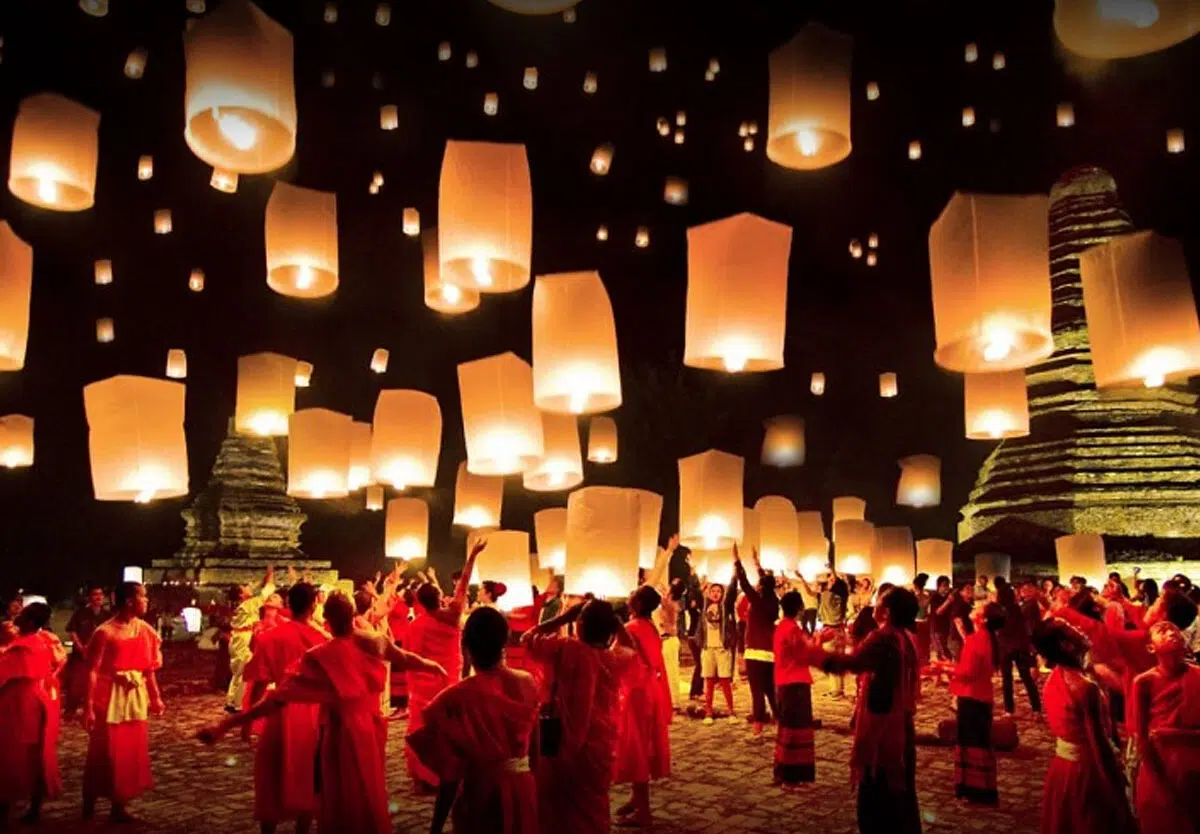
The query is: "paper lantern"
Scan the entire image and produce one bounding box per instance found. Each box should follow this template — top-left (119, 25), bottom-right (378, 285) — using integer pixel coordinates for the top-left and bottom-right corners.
top-left (365, 484), bottom-right (384, 511)
top-left (371, 171), bottom-right (384, 190)
top-left (876, 526), bottom-right (915, 587)
top-left (755, 496), bottom-right (798, 574)
top-left (84, 375), bottom-right (188, 502)
top-left (767, 24), bottom-right (852, 170)
top-left (523, 412), bottom-right (583, 492)
top-left (796, 511), bottom-right (829, 580)
top-left (125, 48), bottom-right (148, 79)
top-left (347, 421), bottom-right (373, 490)
top-left (165, 349), bottom-right (187, 380)
top-left (708, 57), bottom-right (721, 75)
top-left (674, 130), bottom-right (685, 145)
top-left (80, 0), bottom-right (108, 15)
top-left (595, 225), bottom-right (609, 242)
top-left (962, 107), bottom-right (976, 128)
top-left (896, 454), bottom-right (941, 508)
top-left (287, 409), bottom-right (351, 499)
top-left (458, 352), bottom-right (542, 475)
top-left (93, 259), bottom-right (113, 286)
top-left (210, 167), bottom-right (238, 193)
top-left (916, 538), bottom-right (953, 581)
top-left (649, 47), bottom-right (667, 72)
top-left (370, 348), bottom-right (389, 374)
top-left (879, 372), bottom-right (898, 398)
top-left (583, 72), bottom-right (597, 94)
top-left (992, 51), bottom-right (1006, 70)
top-left (320, 70), bottom-right (336, 88)
top-left (868, 233), bottom-right (879, 249)
top-left (1054, 0), bottom-right (1200, 59)
top-left (635, 227), bottom-right (650, 248)
top-left (908, 140), bottom-right (922, 160)
top-left (866, 251), bottom-right (878, 267)
top-left (532, 271), bottom-right (622, 415)
top-left (1057, 102), bottom-right (1076, 127)
top-left (473, 530), bottom-right (533, 610)
top-left (8, 93), bottom-right (100, 211)
top-left (371, 390), bottom-right (441, 489)
top-left (762, 415), bottom-right (805, 467)
top-left (633, 489), bottom-right (664, 569)
top-left (137, 155), bottom-right (154, 181)
top-left (483, 93), bottom-right (499, 116)
top-left (964, 370), bottom-right (1029, 439)
top-left (674, 110), bottom-right (687, 128)
top-left (323, 3), bottom-right (338, 23)
top-left (565, 486), bottom-right (641, 597)
top-left (833, 520), bottom-right (874, 575)
top-left (976, 552), bottom-right (1011, 583)
top-left (437, 41), bottom-right (452, 61)
top-left (810, 372), bottom-right (826, 395)
top-left (657, 117), bottom-right (671, 137)
top-left (0, 415), bottom-right (34, 468)
top-left (1167, 128), bottom-right (1186, 154)
top-left (741, 507), bottom-right (761, 554)
top-left (154, 210), bottom-right (173, 234)
top-left (1079, 231), bottom-right (1200, 389)
top-left (293, 360), bottom-right (312, 388)
top-left (386, 498), bottom-right (429, 561)
top-left (183, 0), bottom-right (296, 174)
top-left (438, 140), bottom-right (532, 294)
top-left (235, 352), bottom-right (297, 436)
top-left (678, 449), bottom-right (744, 549)
top-left (850, 239), bottom-right (864, 259)
top-left (380, 105), bottom-right (399, 130)
top-left (685, 213), bottom-right (793, 373)
top-left (264, 181), bottom-right (338, 299)
top-left (122, 566), bottom-right (143, 583)
top-left (590, 144), bottom-right (613, 175)
top-left (523, 67), bottom-right (539, 90)
top-left (866, 81), bottom-right (880, 100)
top-left (465, 51), bottom-right (479, 68)
top-left (832, 496), bottom-right (866, 525)
top-left (0, 223), bottom-right (33, 371)
top-left (422, 227), bottom-right (480, 315)
top-left (1055, 533), bottom-right (1107, 588)
top-left (535, 508), bottom-right (567, 572)
top-left (929, 192), bottom-right (1053, 372)
top-left (402, 208), bottom-right (420, 237)
top-left (375, 3), bottom-right (391, 26)
top-left (965, 42), bottom-right (979, 62)
top-left (96, 318), bottom-right (114, 343)
top-left (587, 415), bottom-right (617, 463)
top-left (453, 461), bottom-right (503, 529)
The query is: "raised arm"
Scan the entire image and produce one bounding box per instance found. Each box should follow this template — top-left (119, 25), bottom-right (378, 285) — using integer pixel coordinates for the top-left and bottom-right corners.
top-left (813, 627), bottom-right (893, 676)
top-left (644, 534), bottom-right (678, 591)
top-left (733, 545), bottom-right (758, 601)
top-left (452, 539), bottom-right (487, 611)
top-left (523, 602), bottom-right (584, 647)
top-left (259, 564), bottom-right (276, 598)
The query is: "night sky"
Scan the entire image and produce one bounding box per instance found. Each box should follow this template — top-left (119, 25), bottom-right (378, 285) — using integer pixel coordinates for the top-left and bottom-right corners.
top-left (0, 0), bottom-right (1196, 599)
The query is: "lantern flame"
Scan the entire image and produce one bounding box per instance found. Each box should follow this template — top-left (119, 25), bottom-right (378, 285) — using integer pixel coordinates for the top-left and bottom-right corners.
top-left (214, 108), bottom-right (258, 151)
top-left (982, 326), bottom-right (1016, 363)
top-left (457, 507), bottom-right (494, 529)
top-left (301, 470), bottom-right (342, 499)
top-left (441, 284), bottom-right (462, 304)
top-left (697, 514), bottom-right (732, 549)
top-left (248, 411), bottom-right (287, 437)
top-left (35, 175), bottom-right (59, 205)
top-left (2, 449), bottom-right (22, 468)
top-left (1135, 347), bottom-right (1187, 388)
top-left (295, 264), bottom-right (315, 291)
top-left (470, 257), bottom-right (493, 287)
top-left (794, 128), bottom-right (820, 157)
top-left (127, 465), bottom-right (171, 504)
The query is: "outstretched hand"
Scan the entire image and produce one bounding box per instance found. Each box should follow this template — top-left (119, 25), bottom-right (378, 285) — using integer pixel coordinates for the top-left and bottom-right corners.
top-left (469, 538), bottom-right (488, 559)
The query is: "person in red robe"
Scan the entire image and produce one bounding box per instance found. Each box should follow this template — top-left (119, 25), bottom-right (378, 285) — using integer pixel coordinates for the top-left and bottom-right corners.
top-left (408, 607), bottom-right (541, 834)
top-left (387, 589), bottom-right (411, 714)
top-left (200, 591), bottom-right (447, 834)
top-left (1132, 620), bottom-right (1200, 834)
top-left (773, 591), bottom-right (815, 786)
top-left (0, 602), bottom-right (66, 827)
top-left (63, 585), bottom-right (109, 719)
top-left (82, 581), bottom-right (165, 824)
top-left (950, 601), bottom-right (1005, 805)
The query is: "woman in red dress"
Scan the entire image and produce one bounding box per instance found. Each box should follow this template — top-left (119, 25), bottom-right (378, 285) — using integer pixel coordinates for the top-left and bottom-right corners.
top-left (951, 601), bottom-right (1005, 805)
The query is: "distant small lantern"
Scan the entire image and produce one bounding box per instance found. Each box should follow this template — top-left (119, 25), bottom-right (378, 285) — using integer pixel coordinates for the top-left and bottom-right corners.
top-left (466, 51), bottom-right (479, 68)
top-left (565, 486), bottom-right (642, 598)
top-left (380, 105), bottom-right (399, 130)
top-left (287, 409), bottom-right (352, 499)
top-left (235, 352), bottom-right (297, 436)
top-left (323, 3), bottom-right (338, 23)
top-left (371, 389), bottom-right (441, 489)
top-left (810, 372), bottom-right (826, 395)
top-left (797, 511), bottom-right (829, 579)
top-left (366, 485), bottom-right (384, 511)
top-left (0, 414), bottom-right (34, 468)
top-left (1167, 128), bottom-right (1186, 154)
top-left (79, 0), bottom-right (109, 15)
top-left (896, 454), bottom-right (941, 508)
top-left (370, 348), bottom-right (390, 374)
top-left (166, 349), bottom-right (188, 379)
top-left (832, 495), bottom-right (866, 525)
top-left (1055, 533), bottom-right (1107, 589)
top-left (347, 422), bottom-right (373, 491)
top-left (438, 41), bottom-right (452, 61)
top-left (916, 538), bottom-right (953, 581)
top-left (532, 271), bottom-right (622, 415)
top-left (992, 51), bottom-right (1006, 70)
top-left (868, 233), bottom-right (879, 249)
top-left (8, 93), bottom-right (100, 211)
top-left (523, 412), bottom-right (583, 492)
top-left (908, 140), bottom-right (922, 160)
top-left (535, 508), bottom-right (567, 572)
top-left (762, 414), bottom-right (805, 467)
top-left (562, 6), bottom-right (577, 22)
top-left (879, 372), bottom-right (898, 398)
top-left (743, 137), bottom-right (755, 152)
top-left (587, 415), bottom-right (617, 463)
top-left (369, 184), bottom-right (379, 196)
top-left (705, 69), bottom-right (716, 82)
top-left (422, 227), bottom-right (480, 315)
top-left (154, 209), bottom-right (173, 234)
top-left (94, 259), bottom-right (113, 286)
top-left (473, 530), bottom-right (533, 610)
top-left (767, 24), bottom-right (853, 171)
top-left (523, 67), bottom-right (538, 90)
top-left (294, 360), bottom-right (313, 388)
top-left (320, 70), bottom-right (336, 88)
top-left (749, 121), bottom-right (759, 135)
top-left (708, 57), bottom-right (721, 75)
top-left (590, 144), bottom-right (614, 175)
top-left (866, 81), bottom-right (880, 100)
top-left (372, 171), bottom-right (384, 189)
top-left (649, 47), bottom-right (667, 72)
top-left (635, 227), bottom-right (650, 248)
top-left (386, 498), bottom-right (430, 561)
top-left (756, 495), bottom-right (799, 574)
top-left (188, 268), bottom-right (206, 292)
top-left (1057, 102), bottom-right (1075, 127)
top-left (483, 93), bottom-right (499, 115)
top-left (458, 352), bottom-right (543, 475)
top-left (849, 239), bottom-right (863, 259)
top-left (595, 225), bottom-right (609, 242)
top-left (674, 130), bottom-right (685, 145)
top-left (663, 177), bottom-right (688, 206)
top-left (834, 519), bottom-right (874, 575)
top-left (876, 526), bottom-right (915, 587)
top-left (122, 567), bottom-right (143, 584)
top-left (678, 449), bottom-right (744, 549)
top-left (137, 155), bottom-right (154, 180)
top-left (96, 318), bottom-right (115, 343)
top-left (657, 118), bottom-right (671, 137)
top-left (210, 167), bottom-right (238, 192)
top-left (866, 251), bottom-right (878, 267)
top-left (965, 42), bottom-right (979, 62)
top-left (962, 107), bottom-right (976, 127)
top-left (125, 48), bottom-right (148, 79)
top-left (453, 460), bottom-right (503, 528)
top-left (84, 375), bottom-right (188, 502)
top-left (375, 3), bottom-right (391, 26)
top-left (583, 72), bottom-right (598, 94)
top-left (738, 122), bottom-right (750, 138)
top-left (265, 181), bottom-right (339, 299)
top-left (964, 370), bottom-right (1029, 439)
top-left (675, 110), bottom-right (687, 128)
top-left (402, 208), bottom-right (420, 237)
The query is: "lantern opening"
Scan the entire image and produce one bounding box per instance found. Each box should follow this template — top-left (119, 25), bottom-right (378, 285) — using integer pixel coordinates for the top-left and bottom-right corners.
top-left (471, 257), bottom-right (493, 287)
top-left (35, 171), bottom-right (60, 204)
top-left (697, 514), bottom-right (732, 549)
top-left (214, 108), bottom-right (259, 150)
top-left (794, 127), bottom-right (820, 157)
top-left (348, 465), bottom-right (372, 491)
top-left (247, 411), bottom-right (287, 437)
top-left (128, 465), bottom-right (173, 504)
top-left (457, 507), bottom-right (493, 529)
top-left (441, 284), bottom-right (462, 304)
top-left (1098, 0), bottom-right (1159, 27)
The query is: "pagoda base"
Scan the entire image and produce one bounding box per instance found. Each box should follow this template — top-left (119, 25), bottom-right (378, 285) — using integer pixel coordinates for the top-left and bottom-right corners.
top-left (144, 557), bottom-right (341, 595)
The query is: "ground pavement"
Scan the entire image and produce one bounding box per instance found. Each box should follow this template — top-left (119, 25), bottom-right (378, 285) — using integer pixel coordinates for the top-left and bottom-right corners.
top-left (35, 654), bottom-right (1053, 833)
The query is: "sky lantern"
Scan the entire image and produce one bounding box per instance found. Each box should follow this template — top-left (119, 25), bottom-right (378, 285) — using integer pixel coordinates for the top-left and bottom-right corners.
top-left (473, 530), bottom-right (533, 610)
top-left (965, 42), bottom-right (979, 62)
top-left (465, 51), bottom-right (479, 68)
top-left (929, 192), bottom-right (1053, 372)
top-left (189, 269), bottom-right (206, 292)
top-left (535, 507), bottom-right (567, 572)
top-left (875, 526), bottom-right (915, 586)
top-left (755, 495), bottom-right (799, 574)
top-left (422, 227), bottom-right (480, 315)
top-left (532, 271), bottom-right (622, 415)
top-left (365, 485), bottom-right (384, 511)
top-left (210, 167), bottom-right (238, 193)
top-left (385, 498), bottom-right (429, 560)
top-left (287, 408), bottom-right (351, 499)
top-left (964, 369), bottom-right (1029, 439)
top-left (649, 47), bottom-right (667, 72)
top-left (879, 372), bottom-right (898, 398)
top-left (264, 181), bottom-right (339, 299)
top-left (1057, 102), bottom-right (1076, 127)
top-left (438, 41), bottom-right (451, 61)
top-left (370, 348), bottom-right (389, 374)
top-left (0, 415), bottom-right (34, 468)
top-left (587, 415), bottom-right (617, 463)
top-left (137, 155), bottom-right (154, 180)
top-left (1053, 0), bottom-right (1200, 59)
top-left (741, 507), bottom-right (761, 556)
top-left (663, 177), bottom-right (688, 205)
top-left (810, 372), bottom-right (825, 395)
top-left (522, 412), bottom-right (583, 492)
top-left (896, 454), bottom-right (941, 507)
top-left (633, 489), bottom-right (664, 569)
top-left (962, 107), bottom-right (976, 128)
top-left (1079, 230), bottom-right (1200, 389)
top-left (483, 93), bottom-right (499, 116)
top-left (1055, 532), bottom-right (1107, 588)
top-left (183, 0), bottom-right (296, 174)
top-left (523, 67), bottom-right (538, 90)
top-left (596, 225), bottom-right (609, 242)
top-left (347, 421), bottom-right (373, 490)
top-left (916, 538), bottom-right (953, 581)
top-left (796, 511), bottom-right (829, 579)
top-left (583, 71), bottom-right (598, 94)
top-left (1167, 128), bottom-right (1185, 154)
top-left (235, 351), bottom-right (297, 436)
top-left (0, 222), bottom-right (33, 371)
top-left (124, 48), bottom-right (148, 78)
top-left (8, 93), bottom-right (100, 211)
top-left (908, 140), bottom-right (922, 160)
top-left (761, 414), bottom-right (805, 467)
top-left (371, 389), bottom-right (441, 489)
top-left (293, 360), bottom-right (312, 388)
top-left (380, 105), bottom-right (399, 130)
top-left (438, 140), bottom-right (532, 294)
top-left (154, 210), bottom-right (173, 234)
top-left (992, 51), bottom-right (1006, 70)
top-left (457, 352), bottom-right (543, 475)
top-left (694, 548), bottom-right (736, 582)
top-left (403, 208), bottom-right (420, 237)
top-left (96, 318), bottom-right (115, 343)
top-left (590, 144), bottom-right (614, 175)
top-left (565, 486), bottom-right (641, 598)
top-left (635, 227), bottom-right (650, 248)
top-left (976, 552), bottom-right (1011, 583)
top-left (685, 212), bottom-right (793, 373)
top-left (865, 81), bottom-right (880, 100)
top-left (767, 24), bottom-right (852, 171)
top-left (84, 375), bottom-right (188, 502)
top-left (453, 460), bottom-right (503, 529)
top-left (832, 495), bottom-right (866, 525)
top-left (833, 519), bottom-right (874, 575)
top-left (678, 449), bottom-right (744, 549)
top-left (375, 3), bottom-right (391, 25)
top-left (94, 259), bottom-right (113, 286)
top-left (165, 349), bottom-right (187, 380)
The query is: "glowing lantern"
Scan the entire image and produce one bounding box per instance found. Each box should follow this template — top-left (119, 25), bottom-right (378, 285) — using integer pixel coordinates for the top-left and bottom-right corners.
top-left (866, 251), bottom-right (878, 267)
top-left (473, 530), bottom-right (533, 610)
top-left (96, 318), bottom-right (115, 343)
top-left (964, 370), bottom-right (1029, 439)
top-left (438, 41), bottom-right (452, 61)
top-left (976, 552), bottom-right (1011, 583)
top-left (879, 372), bottom-right (898, 398)
top-left (402, 208), bottom-right (420, 237)
top-left (929, 191), bottom-right (1053, 372)
top-left (210, 167), bottom-right (238, 192)
top-left (749, 121), bottom-right (760, 135)
top-left (675, 110), bottom-right (687, 127)
top-left (590, 144), bottom-right (613, 175)
top-left (708, 57), bottom-right (721, 75)
top-left (962, 107), bottom-right (976, 127)
top-left (635, 227), bottom-right (650, 248)
top-left (565, 486), bottom-right (641, 597)
top-left (1057, 102), bottom-right (1075, 127)
top-left (371, 390), bottom-right (441, 489)
top-left (438, 140), bottom-right (532, 294)
top-left (767, 24), bottom-right (852, 171)
top-left (375, 3), bottom-right (390, 26)
top-left (992, 51), bottom-right (1006, 70)
top-left (80, 0), bottom-right (108, 15)
top-left (965, 42), bottom-right (979, 62)
top-left (293, 361), bottom-right (312, 388)
top-left (896, 454), bottom-right (941, 508)
top-left (755, 496), bottom-right (799, 574)
top-left (535, 507), bottom-right (567, 572)
top-left (664, 177), bottom-right (688, 206)
top-left (796, 511), bottom-right (829, 579)
top-left (422, 228), bottom-right (480, 315)
top-left (532, 271), bottom-right (622, 415)
top-left (876, 526), bottom-right (915, 587)
top-left (833, 519), bottom-right (874, 575)
top-left (166, 349), bottom-right (187, 380)
top-left (371, 171), bottom-right (384, 189)
top-left (370, 349), bottom-right (389, 374)
top-left (154, 210), bottom-right (173, 234)
top-left (183, 0), bottom-right (296, 174)
top-left (1167, 128), bottom-right (1185, 154)
top-left (125, 48), bottom-right (148, 79)
top-left (595, 225), bottom-right (609, 242)
top-left (386, 498), bottom-right (430, 561)
top-left (84, 375), bottom-right (188, 502)
top-left (866, 81), bottom-right (880, 100)
top-left (0, 415), bottom-right (34, 468)
top-left (466, 51), bottom-right (479, 69)
top-left (366, 485), bottom-right (384, 511)
top-left (1053, 0), bottom-right (1200, 59)
top-left (94, 259), bottom-right (113, 286)
top-left (523, 412), bottom-right (583, 492)
top-left (850, 239), bottom-right (864, 259)
top-left (8, 93), bottom-right (100, 211)
top-left (694, 548), bottom-right (736, 581)
top-left (563, 7), bottom-right (576, 22)
top-left (186, 269), bottom-right (205, 293)
top-left (320, 70), bottom-right (335, 88)
top-left (181, 606), bottom-right (202, 633)
top-left (137, 156), bottom-right (154, 180)
top-left (458, 352), bottom-right (542, 475)
top-left (762, 414), bottom-right (805, 467)
top-left (347, 421), bottom-right (373, 490)
top-left (678, 449), bottom-right (744, 549)
top-left (742, 508), bottom-right (760, 555)
top-left (380, 105), bottom-right (399, 130)
top-left (587, 415), bottom-right (617, 463)
top-left (122, 567), bottom-right (143, 583)
top-left (685, 212), bottom-right (793, 373)
top-left (1055, 532), bottom-right (1107, 588)
top-left (908, 140), bottom-right (922, 160)
top-left (0, 223), bottom-right (33, 371)
top-left (323, 3), bottom-right (338, 23)
top-left (633, 489), bottom-right (664, 569)
top-left (832, 496), bottom-right (866, 525)
top-left (483, 93), bottom-right (499, 115)
top-left (524, 67), bottom-right (538, 90)
top-left (869, 233), bottom-right (879, 249)
top-left (657, 118), bottom-right (671, 137)
top-left (287, 409), bottom-right (351, 499)
top-left (674, 128), bottom-right (685, 142)
top-left (1079, 231), bottom-right (1200, 389)
top-left (649, 47), bottom-right (667, 72)
top-left (916, 538), bottom-right (953, 581)
top-left (453, 461), bottom-right (503, 529)
top-left (583, 72), bottom-right (598, 94)
top-left (739, 122), bottom-right (750, 138)
top-left (810, 372), bottom-right (826, 395)
top-left (265, 181), bottom-right (338, 299)
top-left (235, 352), bottom-right (297, 436)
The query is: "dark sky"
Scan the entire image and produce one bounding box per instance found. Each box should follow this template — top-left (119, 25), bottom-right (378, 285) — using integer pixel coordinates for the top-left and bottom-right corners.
top-left (0, 0), bottom-right (1196, 598)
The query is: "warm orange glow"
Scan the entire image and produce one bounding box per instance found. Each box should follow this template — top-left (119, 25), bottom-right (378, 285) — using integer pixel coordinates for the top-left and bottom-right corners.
top-left (402, 208), bottom-right (420, 237)
top-left (380, 105), bottom-right (398, 130)
top-left (453, 460), bottom-right (503, 529)
top-left (422, 228), bottom-right (479, 314)
top-left (1055, 533), bottom-right (1107, 588)
top-left (0, 222), bottom-right (33, 371)
top-left (347, 421), bottom-right (373, 491)
top-left (287, 408), bottom-right (352, 499)
top-left (473, 530), bottom-right (533, 611)
top-left (165, 349), bottom-right (188, 380)
top-left (210, 167), bottom-right (239, 193)
top-left (371, 390), bottom-right (441, 489)
top-left (137, 155), bottom-right (154, 180)
top-left (896, 454), bottom-right (941, 508)
top-left (522, 412), bottom-right (583, 492)
top-left (916, 538), bottom-right (953, 581)
top-left (535, 508), bottom-right (567, 572)
top-left (876, 526), bottom-right (915, 587)
top-left (370, 348), bottom-right (389, 374)
top-left (1167, 128), bottom-right (1186, 154)
top-left (761, 414), bottom-right (805, 467)
top-left (832, 496), bottom-right (866, 525)
top-left (235, 352), bottom-right (297, 437)
top-left (0, 415), bottom-right (34, 469)
top-left (293, 361), bottom-right (312, 388)
top-left (648, 47), bottom-right (667, 72)
top-left (664, 177), bottom-right (689, 205)
top-left (767, 24), bottom-right (852, 170)
top-left (95, 318), bottom-right (115, 343)
top-left (365, 485), bottom-right (384, 511)
top-left (457, 352), bottom-right (543, 475)
top-left (633, 489), bottom-right (664, 569)
top-left (565, 486), bottom-right (641, 597)
top-left (154, 210), bottom-right (173, 234)
top-left (583, 72), bottom-right (598, 94)
top-left (1057, 102), bottom-right (1075, 127)
top-left (1054, 0), bottom-right (1200, 59)
top-left (964, 369), bottom-right (1029, 439)
top-left (84, 375), bottom-right (188, 502)
top-left (532, 271), bottom-right (622, 415)
top-left (8, 93), bottom-right (100, 211)
top-left (125, 48), bottom-right (148, 78)
top-left (386, 497), bottom-right (429, 560)
top-left (810, 372), bottom-right (826, 395)
top-left (879, 372), bottom-right (899, 398)
top-left (755, 495), bottom-right (798, 574)
top-left (587, 415), bottom-right (618, 463)
top-left (523, 67), bottom-right (538, 89)
top-left (833, 519), bottom-right (874, 575)
top-left (265, 181), bottom-right (339, 299)
top-left (796, 511), bottom-right (829, 579)
top-left (678, 450), bottom-right (744, 549)
top-left (94, 259), bottom-right (113, 286)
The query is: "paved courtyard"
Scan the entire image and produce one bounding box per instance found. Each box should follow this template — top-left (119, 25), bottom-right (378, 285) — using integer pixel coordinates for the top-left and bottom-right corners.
top-left (34, 652), bottom-right (1053, 833)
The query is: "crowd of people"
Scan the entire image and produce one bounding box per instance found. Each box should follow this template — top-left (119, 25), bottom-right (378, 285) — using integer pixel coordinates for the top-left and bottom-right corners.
top-left (0, 544), bottom-right (1198, 834)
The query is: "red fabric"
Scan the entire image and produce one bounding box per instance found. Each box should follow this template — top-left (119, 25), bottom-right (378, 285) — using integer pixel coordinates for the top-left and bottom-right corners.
top-left (0, 631), bottom-right (65, 802)
top-left (404, 611), bottom-right (462, 787)
top-left (387, 600), bottom-right (410, 699)
top-left (613, 618), bottom-right (671, 784)
top-left (1133, 665), bottom-right (1200, 834)
top-left (950, 630), bottom-right (994, 703)
top-left (773, 618), bottom-right (813, 686)
top-left (83, 618), bottom-right (161, 804)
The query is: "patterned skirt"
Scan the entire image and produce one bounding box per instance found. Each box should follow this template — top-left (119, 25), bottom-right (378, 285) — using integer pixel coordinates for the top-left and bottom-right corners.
top-left (773, 683), bottom-right (815, 784)
top-left (955, 697), bottom-right (998, 805)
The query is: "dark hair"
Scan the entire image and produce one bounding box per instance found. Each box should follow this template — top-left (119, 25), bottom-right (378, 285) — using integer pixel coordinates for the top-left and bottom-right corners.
top-left (913, 573), bottom-right (929, 590)
top-left (780, 590), bottom-right (804, 619)
top-left (578, 599), bottom-right (618, 646)
top-left (669, 578), bottom-right (685, 602)
top-left (1068, 589), bottom-right (1103, 621)
top-left (17, 601), bottom-right (51, 632)
top-left (1032, 618), bottom-right (1088, 669)
top-left (287, 581), bottom-right (318, 617)
top-left (880, 587), bottom-right (919, 630)
top-left (115, 581), bottom-right (142, 609)
top-left (877, 582), bottom-right (895, 599)
top-left (982, 601), bottom-right (1006, 665)
top-left (995, 580), bottom-right (1018, 610)
top-left (463, 607), bottom-right (508, 671)
top-left (936, 575), bottom-right (951, 588)
top-left (1164, 590), bottom-right (1198, 631)
top-left (850, 606), bottom-right (878, 642)
top-left (323, 591), bottom-right (355, 636)
top-left (481, 580), bottom-right (507, 602)
top-left (86, 584), bottom-right (105, 595)
top-left (1069, 575), bottom-right (1087, 587)
top-left (631, 585), bottom-right (661, 617)
top-left (415, 582), bottom-right (441, 612)
top-left (354, 590), bottom-right (374, 617)
top-left (1139, 578), bottom-right (1159, 607)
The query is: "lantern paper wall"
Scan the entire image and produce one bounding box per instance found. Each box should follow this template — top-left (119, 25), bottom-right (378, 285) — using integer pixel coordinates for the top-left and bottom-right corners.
top-left (876, 526), bottom-right (915, 587)
top-left (762, 414), bottom-right (805, 467)
top-left (293, 361), bottom-right (312, 388)
top-left (403, 208), bottom-right (420, 236)
top-left (657, 117), bottom-right (671, 137)
top-left (458, 352), bottom-right (543, 475)
top-left (1057, 102), bottom-right (1075, 127)
top-left (183, 0), bottom-right (296, 174)
top-left (896, 454), bottom-right (941, 508)
top-left (154, 210), bottom-right (173, 234)
top-left (649, 47), bottom-right (667, 72)
top-left (235, 352), bottom-right (297, 436)
top-left (210, 167), bottom-right (238, 192)
top-left (265, 181), bottom-right (339, 299)
top-left (866, 251), bottom-right (878, 267)
top-left (797, 511), bottom-right (829, 579)
top-left (371, 390), bottom-right (441, 489)
top-left (366, 484), bottom-right (384, 511)
top-left (535, 507), bottom-right (567, 572)
top-left (964, 370), bottom-right (1029, 439)
top-left (678, 449), bottom-right (744, 549)
top-left (685, 212), bottom-right (793, 373)
top-left (522, 412), bottom-right (583, 492)
top-left (287, 408), bottom-right (352, 498)
top-left (916, 538), bottom-right (953, 581)
top-left (347, 421), bottom-right (373, 490)
top-left (1079, 231), bottom-right (1200, 389)
top-left (125, 48), bottom-right (147, 78)
top-left (879, 372), bottom-right (898, 398)
top-left (810, 372), bottom-right (826, 395)
top-left (84, 375), bottom-right (188, 502)
top-left (0, 222), bottom-right (33, 371)
top-left (8, 93), bottom-right (100, 211)
top-left (565, 486), bottom-right (641, 598)
top-left (587, 415), bottom-right (617, 463)
top-left (634, 489), bottom-right (664, 569)
top-left (766, 24), bottom-right (852, 170)
top-left (590, 144), bottom-right (614, 175)
top-left (741, 508), bottom-right (761, 559)
top-left (166, 349), bottom-right (187, 379)
top-left (1167, 128), bottom-right (1185, 154)
top-left (0, 415), bottom-right (34, 468)
top-left (137, 155), bottom-right (154, 180)
top-left (1053, 0), bottom-right (1200, 59)
top-left (532, 271), bottom-right (622, 415)
top-left (422, 227), bottom-right (480, 314)
top-left (694, 548), bottom-right (736, 582)
top-left (976, 552), bottom-right (1011, 583)
top-left (832, 495), bottom-right (866, 525)
top-left (380, 105), bottom-right (399, 130)
top-left (438, 140), bottom-right (532, 294)
top-left (992, 51), bottom-right (1006, 70)
top-left (370, 348), bottom-right (389, 374)
top-left (1055, 533), bottom-right (1107, 588)
top-left (386, 498), bottom-right (429, 560)
top-left (833, 519), bottom-right (874, 575)
top-left (850, 239), bottom-right (864, 259)
top-left (96, 318), bottom-right (114, 343)
top-left (929, 192), bottom-right (1053, 372)
top-left (908, 140), bottom-right (922, 160)
top-left (453, 461), bottom-right (503, 529)
top-left (755, 495), bottom-right (799, 574)
top-left (94, 259), bottom-right (113, 286)
top-left (474, 530), bottom-right (533, 611)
